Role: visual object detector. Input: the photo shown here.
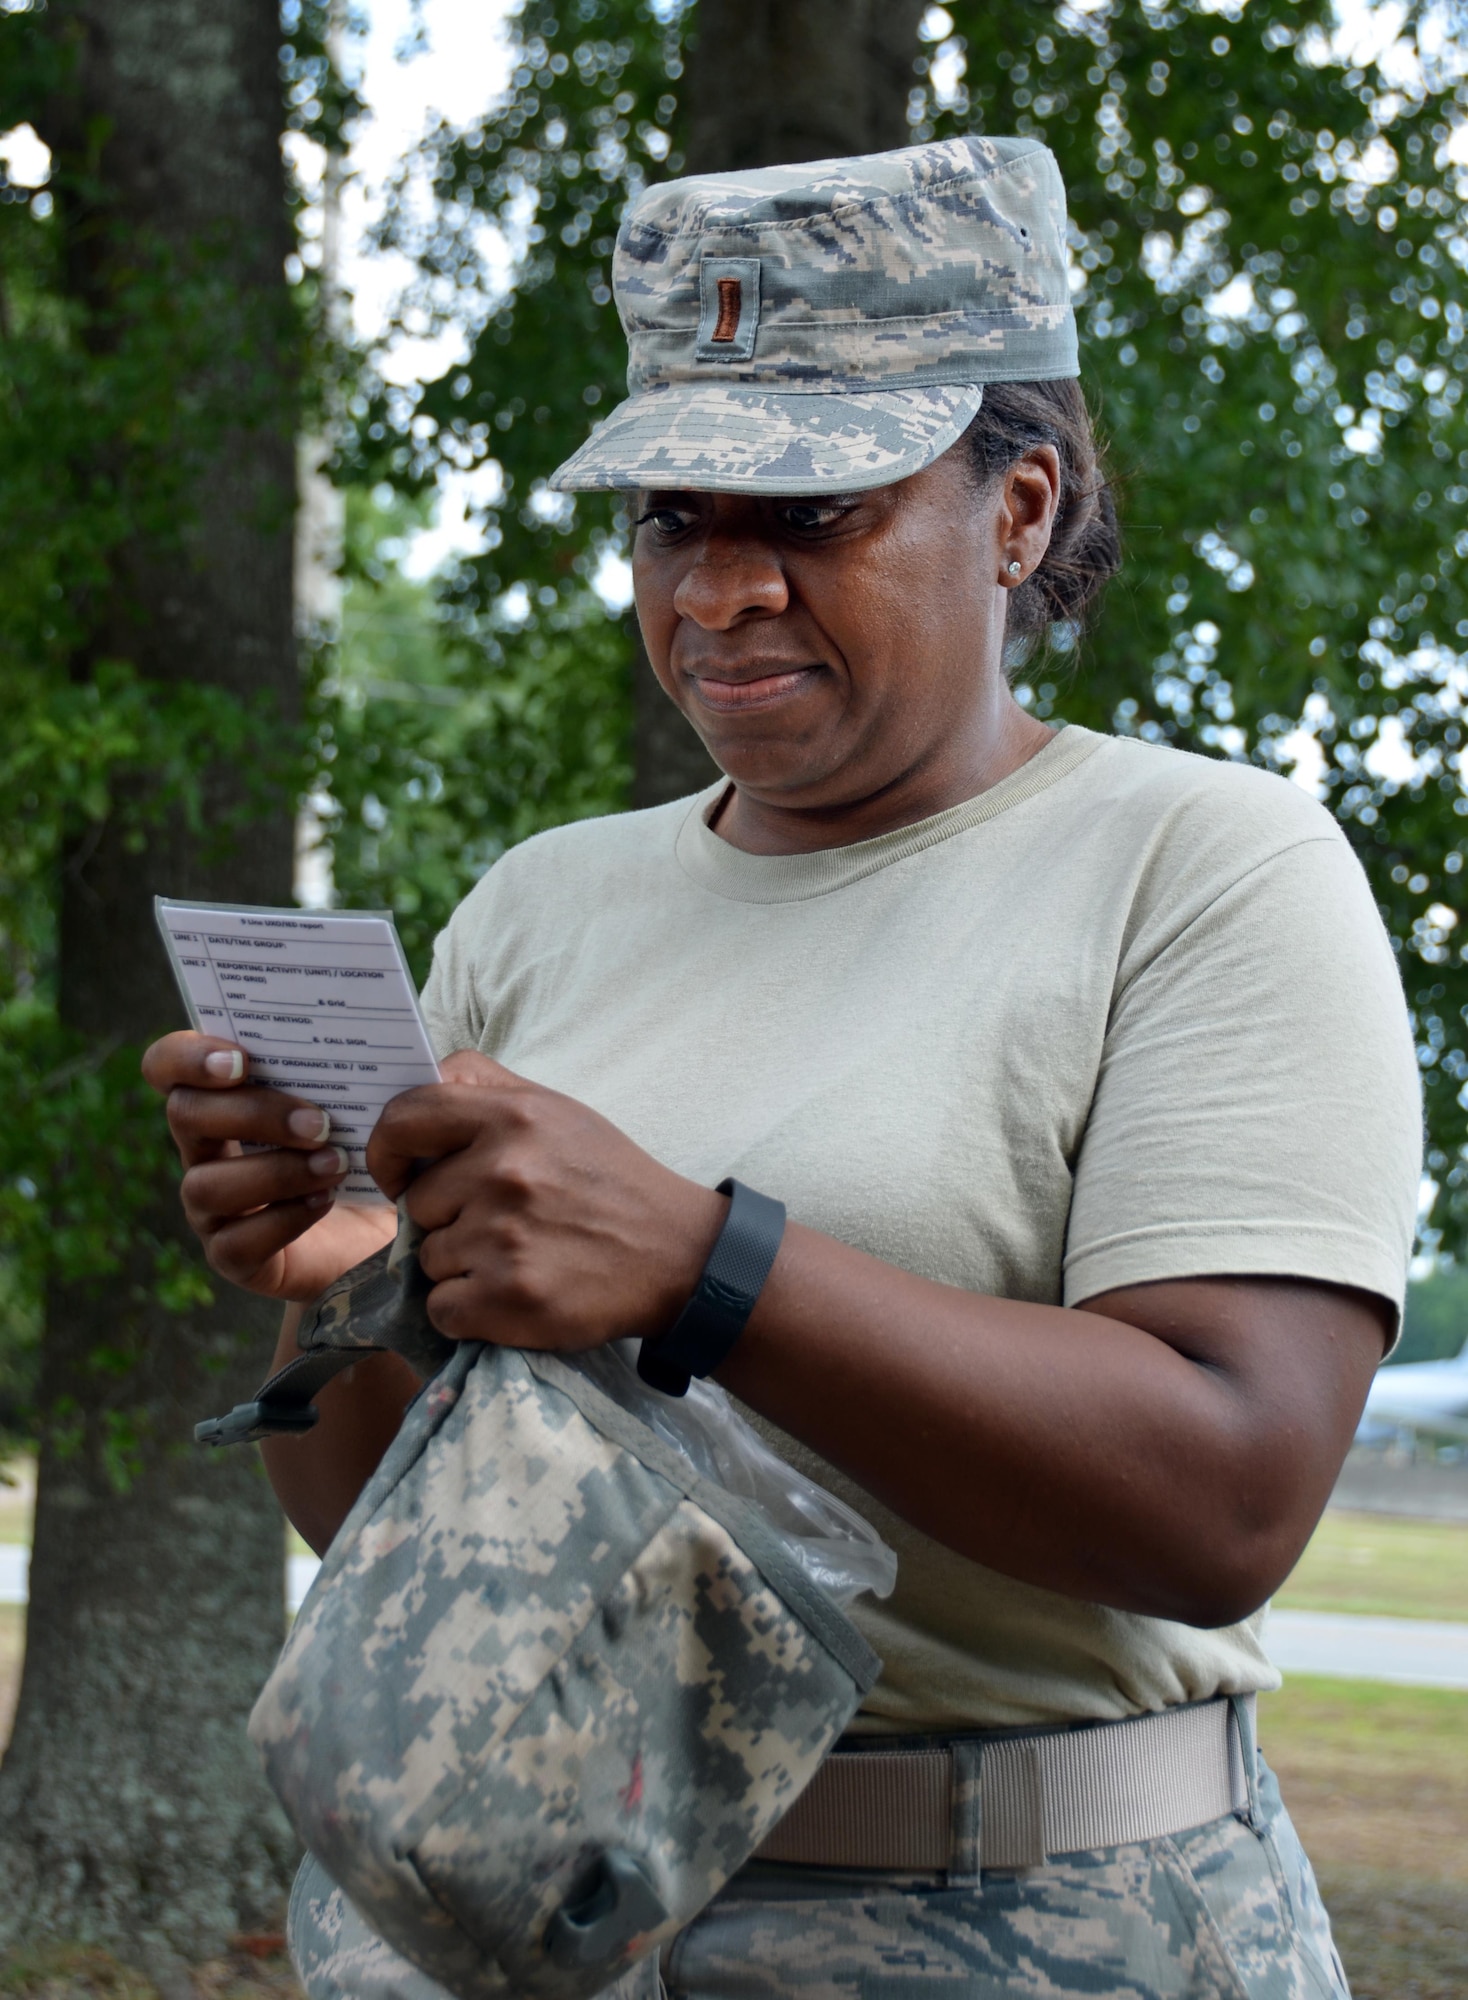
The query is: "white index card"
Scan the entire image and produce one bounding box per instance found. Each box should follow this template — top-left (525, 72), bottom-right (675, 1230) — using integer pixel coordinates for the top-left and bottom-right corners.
top-left (155, 898), bottom-right (442, 1205)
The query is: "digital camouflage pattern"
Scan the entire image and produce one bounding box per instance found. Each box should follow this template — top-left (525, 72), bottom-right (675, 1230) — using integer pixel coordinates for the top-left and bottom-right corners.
top-left (288, 1854), bottom-right (662, 2000)
top-left (664, 1761), bottom-right (1348, 2000)
top-left (550, 137), bottom-right (1078, 495)
top-left (250, 1298), bottom-right (879, 2000)
top-left (288, 1758), bottom-right (1347, 2000)
top-left (551, 381), bottom-right (987, 502)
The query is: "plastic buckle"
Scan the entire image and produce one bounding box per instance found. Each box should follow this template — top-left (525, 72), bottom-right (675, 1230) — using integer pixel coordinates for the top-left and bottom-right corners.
top-left (194, 1400), bottom-right (320, 1448)
top-left (544, 1849), bottom-right (668, 1970)
top-left (633, 1347), bottom-right (693, 1399)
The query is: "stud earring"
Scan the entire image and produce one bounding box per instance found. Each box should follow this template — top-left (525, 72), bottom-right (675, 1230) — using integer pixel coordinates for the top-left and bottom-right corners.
top-left (1006, 559), bottom-right (1023, 577)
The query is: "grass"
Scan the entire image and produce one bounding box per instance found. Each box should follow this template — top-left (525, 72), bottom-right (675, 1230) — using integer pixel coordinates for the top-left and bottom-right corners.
top-left (0, 1948), bottom-right (161, 2000)
top-left (0, 1943), bottom-right (301, 2000)
top-left (0, 1604), bottom-right (21, 1748)
top-left (1263, 1676), bottom-right (1468, 1998)
top-left (1274, 1508), bottom-right (1468, 1622)
top-left (1312, 1876), bottom-right (1468, 2000)
top-left (0, 1460), bottom-right (33, 1548)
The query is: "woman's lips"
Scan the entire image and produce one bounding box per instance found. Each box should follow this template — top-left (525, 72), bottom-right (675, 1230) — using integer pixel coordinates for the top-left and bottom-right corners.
top-left (688, 666), bottom-right (820, 713)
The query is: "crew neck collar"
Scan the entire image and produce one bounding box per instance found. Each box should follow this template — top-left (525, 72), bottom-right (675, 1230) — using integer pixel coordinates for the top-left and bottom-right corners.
top-left (674, 724), bottom-right (1105, 905)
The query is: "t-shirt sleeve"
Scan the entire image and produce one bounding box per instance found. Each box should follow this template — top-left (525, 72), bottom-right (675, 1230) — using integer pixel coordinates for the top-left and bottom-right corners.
top-left (1062, 829), bottom-right (1422, 1323)
top-left (418, 877), bottom-right (492, 1062)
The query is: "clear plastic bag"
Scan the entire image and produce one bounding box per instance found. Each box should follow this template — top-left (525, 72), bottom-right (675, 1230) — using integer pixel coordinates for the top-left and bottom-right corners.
top-left (572, 1340), bottom-right (897, 1608)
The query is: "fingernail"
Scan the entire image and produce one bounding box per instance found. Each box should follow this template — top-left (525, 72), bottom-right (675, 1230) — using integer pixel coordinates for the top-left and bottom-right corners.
top-left (309, 1146), bottom-right (349, 1178)
top-left (288, 1107), bottom-right (332, 1144)
top-left (305, 1189), bottom-right (335, 1210)
top-left (204, 1050), bottom-right (244, 1082)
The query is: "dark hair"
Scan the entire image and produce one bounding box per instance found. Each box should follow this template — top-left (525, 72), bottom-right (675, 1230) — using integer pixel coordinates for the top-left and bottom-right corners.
top-left (963, 378), bottom-right (1121, 660)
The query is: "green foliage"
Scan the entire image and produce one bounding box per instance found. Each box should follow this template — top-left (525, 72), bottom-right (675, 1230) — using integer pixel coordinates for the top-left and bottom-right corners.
top-left (0, 1000), bottom-right (188, 1455)
top-left (350, 0), bottom-right (1468, 1248)
top-left (307, 2), bottom-right (676, 968)
top-left (0, 1006), bottom-right (186, 1292)
top-left (0, 108), bottom-right (274, 972)
top-left (341, 0), bottom-right (682, 579)
top-left (924, 0), bottom-right (1468, 1245)
top-left (0, 1255), bottom-right (39, 1454)
top-left (0, 4), bottom-right (340, 1437)
top-left (1397, 1260), bottom-right (1468, 1361)
top-left (0, 0), bottom-right (624, 1448)
top-left (318, 486), bottom-right (630, 981)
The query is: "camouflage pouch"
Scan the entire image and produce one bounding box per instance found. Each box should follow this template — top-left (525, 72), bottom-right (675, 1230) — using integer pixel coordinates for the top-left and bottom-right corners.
top-left (247, 1237), bottom-right (882, 2000)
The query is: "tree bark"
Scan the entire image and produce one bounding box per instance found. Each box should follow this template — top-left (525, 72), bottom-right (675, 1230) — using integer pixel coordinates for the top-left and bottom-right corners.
top-left (683, 0), bottom-right (931, 176)
top-left (631, 629), bottom-right (724, 809)
top-left (0, 0), bottom-right (300, 1971)
top-left (629, 0), bottom-right (929, 805)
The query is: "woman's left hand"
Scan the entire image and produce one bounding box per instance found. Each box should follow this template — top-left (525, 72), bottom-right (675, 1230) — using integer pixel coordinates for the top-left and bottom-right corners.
top-left (367, 1050), bottom-right (725, 1349)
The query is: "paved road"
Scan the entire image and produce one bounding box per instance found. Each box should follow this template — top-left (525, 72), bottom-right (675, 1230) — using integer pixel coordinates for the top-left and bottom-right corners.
top-left (1264, 1607), bottom-right (1468, 1689)
top-left (289, 1552), bottom-right (315, 1609)
top-left (0, 1545), bottom-right (26, 1605)
top-left (1331, 1446), bottom-right (1468, 1522)
top-left (3, 1548), bottom-right (1467, 1690)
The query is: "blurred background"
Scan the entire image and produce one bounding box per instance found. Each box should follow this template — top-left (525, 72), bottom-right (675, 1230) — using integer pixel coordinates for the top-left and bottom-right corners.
top-left (1, 0), bottom-right (1466, 1993)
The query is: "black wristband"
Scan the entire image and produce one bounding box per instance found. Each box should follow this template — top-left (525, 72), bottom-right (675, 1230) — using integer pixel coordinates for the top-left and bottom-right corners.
top-left (636, 1178), bottom-right (786, 1397)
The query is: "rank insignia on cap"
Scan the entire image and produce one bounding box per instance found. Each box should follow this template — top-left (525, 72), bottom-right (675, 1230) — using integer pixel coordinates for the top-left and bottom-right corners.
top-left (697, 257), bottom-right (761, 362)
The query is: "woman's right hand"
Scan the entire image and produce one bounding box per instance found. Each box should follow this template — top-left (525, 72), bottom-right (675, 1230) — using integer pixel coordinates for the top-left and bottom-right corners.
top-left (141, 1031), bottom-right (397, 1302)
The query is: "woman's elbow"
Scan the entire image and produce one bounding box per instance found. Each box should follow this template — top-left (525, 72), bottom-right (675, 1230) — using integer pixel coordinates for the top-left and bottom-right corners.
top-left (1160, 1483), bottom-right (1324, 1630)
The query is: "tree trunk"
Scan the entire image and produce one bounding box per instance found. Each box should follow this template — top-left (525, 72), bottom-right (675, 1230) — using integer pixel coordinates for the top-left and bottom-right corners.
top-left (0, 0), bottom-right (300, 1971)
top-left (683, 0), bottom-right (931, 176)
top-left (630, 0), bottom-right (929, 805)
top-left (631, 631), bottom-right (725, 810)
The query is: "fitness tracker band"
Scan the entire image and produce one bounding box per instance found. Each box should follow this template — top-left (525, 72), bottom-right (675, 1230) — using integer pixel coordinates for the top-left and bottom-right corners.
top-left (636, 1177), bottom-right (787, 1397)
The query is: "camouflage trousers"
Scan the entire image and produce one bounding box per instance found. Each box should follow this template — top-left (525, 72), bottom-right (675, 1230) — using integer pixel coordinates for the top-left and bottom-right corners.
top-left (289, 1759), bottom-right (1348, 2000)
top-left (663, 1760), bottom-right (1348, 2000)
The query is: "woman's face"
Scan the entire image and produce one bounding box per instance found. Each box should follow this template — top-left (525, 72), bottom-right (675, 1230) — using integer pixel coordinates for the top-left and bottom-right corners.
top-left (631, 440), bottom-right (1059, 817)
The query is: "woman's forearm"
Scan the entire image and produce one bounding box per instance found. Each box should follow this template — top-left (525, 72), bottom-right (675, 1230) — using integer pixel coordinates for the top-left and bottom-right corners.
top-left (717, 1224), bottom-right (1386, 1627)
top-left (252, 1039), bottom-right (1387, 1614)
top-left (259, 1304), bottom-right (421, 1555)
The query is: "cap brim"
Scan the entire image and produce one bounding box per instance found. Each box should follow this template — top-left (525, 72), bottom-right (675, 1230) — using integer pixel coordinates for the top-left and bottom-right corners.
top-left (548, 381), bottom-right (985, 496)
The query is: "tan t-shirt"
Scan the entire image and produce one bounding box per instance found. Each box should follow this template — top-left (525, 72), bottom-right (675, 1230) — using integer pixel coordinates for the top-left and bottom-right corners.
top-left (420, 725), bottom-right (1421, 1729)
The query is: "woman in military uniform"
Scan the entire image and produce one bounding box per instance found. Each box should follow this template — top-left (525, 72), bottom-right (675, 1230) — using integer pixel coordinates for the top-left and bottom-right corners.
top-left (146, 138), bottom-right (1417, 1999)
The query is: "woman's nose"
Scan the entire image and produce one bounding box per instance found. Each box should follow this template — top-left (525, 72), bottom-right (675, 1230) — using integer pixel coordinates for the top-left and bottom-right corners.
top-left (672, 542), bottom-right (789, 629)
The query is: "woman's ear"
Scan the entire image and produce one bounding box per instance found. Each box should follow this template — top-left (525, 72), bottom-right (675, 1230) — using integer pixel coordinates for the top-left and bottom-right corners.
top-left (996, 446), bottom-right (1062, 582)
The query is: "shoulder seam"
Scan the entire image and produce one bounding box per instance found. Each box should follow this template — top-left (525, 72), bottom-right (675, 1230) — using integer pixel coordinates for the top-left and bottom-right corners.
top-left (1115, 832), bottom-right (1356, 1005)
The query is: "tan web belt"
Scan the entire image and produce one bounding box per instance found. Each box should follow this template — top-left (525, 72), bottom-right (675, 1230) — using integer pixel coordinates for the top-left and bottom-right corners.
top-left (755, 1693), bottom-right (1257, 1875)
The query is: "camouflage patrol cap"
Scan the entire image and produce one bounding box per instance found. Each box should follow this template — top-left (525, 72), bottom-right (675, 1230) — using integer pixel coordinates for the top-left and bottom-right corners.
top-left (549, 135), bottom-right (1078, 497)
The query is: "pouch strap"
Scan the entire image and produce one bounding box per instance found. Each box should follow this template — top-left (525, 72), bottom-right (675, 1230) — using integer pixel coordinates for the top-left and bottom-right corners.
top-left (194, 1346), bottom-right (371, 1448)
top-left (195, 1203), bottom-right (453, 1447)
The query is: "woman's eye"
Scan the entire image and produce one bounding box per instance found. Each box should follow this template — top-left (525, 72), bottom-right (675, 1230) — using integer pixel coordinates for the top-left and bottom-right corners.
top-left (633, 509), bottom-right (692, 536)
top-left (779, 504), bottom-right (846, 533)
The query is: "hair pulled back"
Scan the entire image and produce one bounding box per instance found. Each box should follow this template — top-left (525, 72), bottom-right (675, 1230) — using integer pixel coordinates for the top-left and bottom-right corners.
top-left (963, 379), bottom-right (1120, 659)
